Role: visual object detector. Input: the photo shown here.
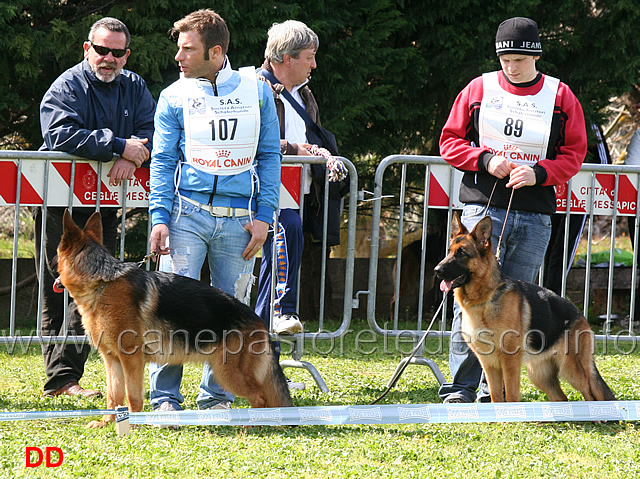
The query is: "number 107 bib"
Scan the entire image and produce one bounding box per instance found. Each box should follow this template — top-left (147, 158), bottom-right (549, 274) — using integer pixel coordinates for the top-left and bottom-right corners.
top-left (479, 71), bottom-right (559, 166)
top-left (183, 67), bottom-right (260, 175)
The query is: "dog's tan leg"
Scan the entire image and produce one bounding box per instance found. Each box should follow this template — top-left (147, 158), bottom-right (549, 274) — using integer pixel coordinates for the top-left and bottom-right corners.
top-left (214, 338), bottom-right (271, 408)
top-left (245, 334), bottom-right (292, 408)
top-left (119, 354), bottom-right (145, 413)
top-left (87, 352), bottom-right (124, 428)
top-left (245, 390), bottom-right (268, 408)
top-left (567, 366), bottom-right (597, 400)
top-left (560, 318), bottom-right (615, 401)
top-left (482, 363), bottom-right (505, 402)
top-left (526, 360), bottom-right (568, 401)
top-left (500, 356), bottom-right (522, 402)
top-left (559, 320), bottom-right (593, 400)
top-left (213, 361), bottom-right (269, 409)
top-left (105, 355), bottom-right (126, 408)
top-left (209, 330), bottom-right (292, 408)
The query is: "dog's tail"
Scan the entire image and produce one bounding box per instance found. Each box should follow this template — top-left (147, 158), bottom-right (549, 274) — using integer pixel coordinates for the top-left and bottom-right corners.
top-left (265, 348), bottom-right (294, 408)
top-left (589, 361), bottom-right (616, 401)
top-left (569, 318), bottom-right (616, 401)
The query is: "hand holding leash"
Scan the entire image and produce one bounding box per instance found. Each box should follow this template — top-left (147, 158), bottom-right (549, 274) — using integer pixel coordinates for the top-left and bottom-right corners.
top-left (487, 155), bottom-right (515, 179)
top-left (242, 219), bottom-right (269, 260)
top-left (149, 224), bottom-right (171, 256)
top-left (506, 165), bottom-right (536, 189)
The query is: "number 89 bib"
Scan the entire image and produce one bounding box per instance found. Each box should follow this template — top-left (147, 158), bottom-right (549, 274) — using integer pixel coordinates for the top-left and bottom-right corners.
top-left (479, 71), bottom-right (559, 166)
top-left (183, 66), bottom-right (260, 175)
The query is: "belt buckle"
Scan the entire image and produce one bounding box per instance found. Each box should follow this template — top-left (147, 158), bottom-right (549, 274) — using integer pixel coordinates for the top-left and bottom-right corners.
top-left (208, 206), bottom-right (231, 217)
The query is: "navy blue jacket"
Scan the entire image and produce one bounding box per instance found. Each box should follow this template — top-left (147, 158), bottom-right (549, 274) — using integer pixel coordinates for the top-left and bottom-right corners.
top-left (40, 60), bottom-right (156, 161)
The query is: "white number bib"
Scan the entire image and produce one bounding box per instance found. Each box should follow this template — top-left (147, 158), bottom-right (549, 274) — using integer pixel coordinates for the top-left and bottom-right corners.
top-left (479, 71), bottom-right (559, 165)
top-left (183, 67), bottom-right (260, 175)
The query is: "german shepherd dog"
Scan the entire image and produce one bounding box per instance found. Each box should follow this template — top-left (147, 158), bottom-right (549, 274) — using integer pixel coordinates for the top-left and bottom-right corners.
top-left (56, 210), bottom-right (293, 428)
top-left (434, 213), bottom-right (615, 403)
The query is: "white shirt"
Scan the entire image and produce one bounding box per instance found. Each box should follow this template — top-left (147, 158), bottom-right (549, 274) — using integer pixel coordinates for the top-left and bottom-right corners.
top-left (282, 81), bottom-right (312, 196)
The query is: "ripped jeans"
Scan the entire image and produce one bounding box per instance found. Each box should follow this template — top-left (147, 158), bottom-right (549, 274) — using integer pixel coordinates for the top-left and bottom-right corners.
top-left (148, 199), bottom-right (256, 410)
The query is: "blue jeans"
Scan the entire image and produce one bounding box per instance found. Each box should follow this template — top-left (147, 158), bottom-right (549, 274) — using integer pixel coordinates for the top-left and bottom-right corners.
top-left (148, 199), bottom-right (257, 410)
top-left (438, 204), bottom-right (552, 402)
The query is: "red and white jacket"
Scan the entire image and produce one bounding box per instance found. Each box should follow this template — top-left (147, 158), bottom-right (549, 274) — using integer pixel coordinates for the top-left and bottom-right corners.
top-left (439, 71), bottom-right (587, 215)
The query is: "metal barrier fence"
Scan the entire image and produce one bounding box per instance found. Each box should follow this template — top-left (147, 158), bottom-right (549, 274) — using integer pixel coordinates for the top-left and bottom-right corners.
top-left (0, 150), bottom-right (359, 392)
top-left (4, 151), bottom-right (640, 392)
top-left (365, 155), bottom-right (640, 386)
top-left (277, 155), bottom-right (358, 391)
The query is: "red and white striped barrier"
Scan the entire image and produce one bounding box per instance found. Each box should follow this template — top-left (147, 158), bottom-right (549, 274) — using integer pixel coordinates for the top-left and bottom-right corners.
top-left (426, 164), bottom-right (639, 216)
top-left (0, 159), bottom-right (302, 209)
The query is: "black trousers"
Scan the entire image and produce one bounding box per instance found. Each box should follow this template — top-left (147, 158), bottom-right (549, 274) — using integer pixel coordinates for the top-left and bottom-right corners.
top-left (33, 207), bottom-right (118, 394)
top-left (628, 216), bottom-right (640, 319)
top-left (543, 213), bottom-right (586, 295)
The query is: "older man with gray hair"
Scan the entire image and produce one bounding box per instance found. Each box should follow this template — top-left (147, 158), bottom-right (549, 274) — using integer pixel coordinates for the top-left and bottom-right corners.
top-left (255, 20), bottom-right (346, 364)
top-left (255, 19), bottom-right (338, 348)
top-left (255, 20), bottom-right (319, 342)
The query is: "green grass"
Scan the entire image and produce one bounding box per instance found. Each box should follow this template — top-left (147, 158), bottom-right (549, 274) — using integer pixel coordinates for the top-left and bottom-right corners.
top-left (574, 233), bottom-right (633, 265)
top-left (0, 321), bottom-right (639, 478)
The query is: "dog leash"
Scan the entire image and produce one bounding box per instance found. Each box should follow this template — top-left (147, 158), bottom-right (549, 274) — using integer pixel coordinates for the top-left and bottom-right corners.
top-left (136, 252), bottom-right (160, 271)
top-left (482, 179), bottom-right (515, 263)
top-left (494, 188), bottom-right (515, 262)
top-left (370, 292), bottom-right (449, 405)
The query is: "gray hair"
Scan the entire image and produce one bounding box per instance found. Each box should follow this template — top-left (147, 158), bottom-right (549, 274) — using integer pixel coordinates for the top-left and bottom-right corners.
top-left (265, 20), bottom-right (318, 64)
top-left (88, 17), bottom-right (131, 47)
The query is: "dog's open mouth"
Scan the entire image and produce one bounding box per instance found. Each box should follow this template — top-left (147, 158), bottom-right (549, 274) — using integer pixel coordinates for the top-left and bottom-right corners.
top-left (439, 274), bottom-right (467, 293)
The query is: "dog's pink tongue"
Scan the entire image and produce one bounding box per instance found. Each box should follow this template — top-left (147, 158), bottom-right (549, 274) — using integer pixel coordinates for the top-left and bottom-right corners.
top-left (440, 280), bottom-right (452, 293)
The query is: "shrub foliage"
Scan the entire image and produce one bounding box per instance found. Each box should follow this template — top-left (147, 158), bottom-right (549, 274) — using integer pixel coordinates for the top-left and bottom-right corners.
top-left (2, 0), bottom-right (639, 173)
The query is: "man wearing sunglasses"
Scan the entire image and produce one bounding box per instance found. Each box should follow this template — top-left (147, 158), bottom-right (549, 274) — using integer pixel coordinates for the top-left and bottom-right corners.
top-left (35, 17), bottom-right (156, 399)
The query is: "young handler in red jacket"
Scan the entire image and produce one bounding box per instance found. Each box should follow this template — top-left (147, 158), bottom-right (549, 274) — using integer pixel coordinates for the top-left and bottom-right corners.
top-left (438, 17), bottom-right (587, 404)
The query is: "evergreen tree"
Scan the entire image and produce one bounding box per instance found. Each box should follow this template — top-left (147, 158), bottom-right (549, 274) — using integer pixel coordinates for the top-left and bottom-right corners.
top-left (2, 0), bottom-right (639, 174)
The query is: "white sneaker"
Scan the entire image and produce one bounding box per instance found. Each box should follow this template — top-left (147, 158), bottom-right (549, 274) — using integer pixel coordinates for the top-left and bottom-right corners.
top-left (201, 400), bottom-right (232, 410)
top-left (273, 313), bottom-right (303, 334)
top-left (154, 401), bottom-right (181, 430)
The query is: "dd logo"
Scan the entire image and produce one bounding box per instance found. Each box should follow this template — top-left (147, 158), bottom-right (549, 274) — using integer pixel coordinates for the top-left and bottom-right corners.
top-left (25, 447), bottom-right (63, 468)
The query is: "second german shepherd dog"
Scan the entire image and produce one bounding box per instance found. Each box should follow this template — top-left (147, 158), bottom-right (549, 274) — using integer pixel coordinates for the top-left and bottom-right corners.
top-left (56, 210), bottom-right (293, 427)
top-left (434, 213), bottom-right (615, 403)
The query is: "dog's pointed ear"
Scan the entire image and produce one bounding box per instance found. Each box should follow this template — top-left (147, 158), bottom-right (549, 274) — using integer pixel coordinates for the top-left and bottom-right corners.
top-left (451, 211), bottom-right (468, 239)
top-left (62, 209), bottom-right (81, 236)
top-left (471, 216), bottom-right (493, 247)
top-left (84, 211), bottom-right (104, 245)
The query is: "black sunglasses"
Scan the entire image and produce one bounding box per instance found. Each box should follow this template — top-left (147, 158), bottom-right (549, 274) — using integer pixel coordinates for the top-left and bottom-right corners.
top-left (90, 42), bottom-right (128, 58)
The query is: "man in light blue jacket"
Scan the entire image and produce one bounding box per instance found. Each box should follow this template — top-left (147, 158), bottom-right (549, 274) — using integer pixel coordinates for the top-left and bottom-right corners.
top-left (148, 9), bottom-right (281, 414)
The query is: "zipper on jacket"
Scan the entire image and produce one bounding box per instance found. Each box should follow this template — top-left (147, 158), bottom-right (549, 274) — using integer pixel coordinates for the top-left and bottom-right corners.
top-left (208, 78), bottom-right (218, 205)
top-left (208, 177), bottom-right (218, 205)
top-left (211, 77), bottom-right (218, 96)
